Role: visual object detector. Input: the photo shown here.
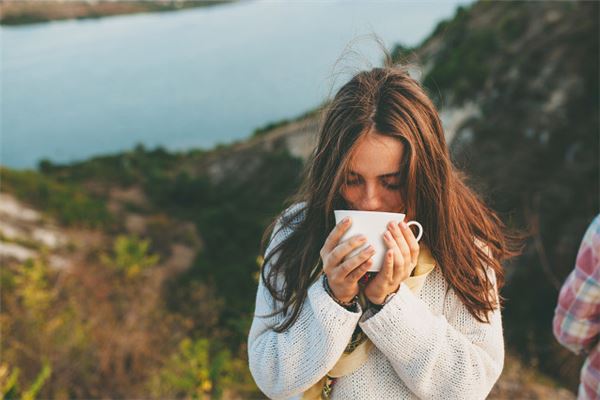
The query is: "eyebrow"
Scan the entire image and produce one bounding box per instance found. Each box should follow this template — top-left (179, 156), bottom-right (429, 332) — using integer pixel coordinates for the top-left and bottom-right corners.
top-left (348, 170), bottom-right (402, 178)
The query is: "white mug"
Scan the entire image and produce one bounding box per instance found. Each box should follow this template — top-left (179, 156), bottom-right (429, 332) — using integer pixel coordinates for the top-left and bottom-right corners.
top-left (334, 209), bottom-right (424, 272)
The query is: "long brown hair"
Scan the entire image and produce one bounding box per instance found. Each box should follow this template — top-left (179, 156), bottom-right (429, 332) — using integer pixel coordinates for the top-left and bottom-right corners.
top-left (258, 56), bottom-right (521, 333)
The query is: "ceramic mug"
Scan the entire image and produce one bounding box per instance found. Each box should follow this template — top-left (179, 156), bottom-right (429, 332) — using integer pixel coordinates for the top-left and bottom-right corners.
top-left (334, 210), bottom-right (424, 272)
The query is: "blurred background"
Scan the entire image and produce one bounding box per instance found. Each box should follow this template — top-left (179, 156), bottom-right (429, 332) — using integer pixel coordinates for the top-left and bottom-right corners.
top-left (0, 0), bottom-right (597, 398)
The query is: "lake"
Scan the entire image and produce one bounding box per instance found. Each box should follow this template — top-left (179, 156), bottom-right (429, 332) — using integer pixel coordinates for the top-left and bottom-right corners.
top-left (1, 0), bottom-right (472, 169)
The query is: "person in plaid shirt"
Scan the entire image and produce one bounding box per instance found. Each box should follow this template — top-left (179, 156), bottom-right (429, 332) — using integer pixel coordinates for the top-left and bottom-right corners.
top-left (553, 214), bottom-right (600, 399)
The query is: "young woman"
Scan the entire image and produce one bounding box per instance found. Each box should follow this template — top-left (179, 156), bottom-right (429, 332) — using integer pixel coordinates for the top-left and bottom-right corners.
top-left (247, 62), bottom-right (519, 399)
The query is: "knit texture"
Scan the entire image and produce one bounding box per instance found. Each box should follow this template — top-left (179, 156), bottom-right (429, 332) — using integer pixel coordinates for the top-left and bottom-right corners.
top-left (247, 203), bottom-right (505, 399)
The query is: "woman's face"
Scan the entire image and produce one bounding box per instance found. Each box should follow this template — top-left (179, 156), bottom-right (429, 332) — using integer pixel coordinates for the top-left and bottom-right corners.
top-left (340, 132), bottom-right (406, 213)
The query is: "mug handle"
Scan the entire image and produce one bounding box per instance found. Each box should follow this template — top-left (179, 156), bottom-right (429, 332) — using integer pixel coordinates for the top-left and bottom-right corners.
top-left (406, 221), bottom-right (423, 242)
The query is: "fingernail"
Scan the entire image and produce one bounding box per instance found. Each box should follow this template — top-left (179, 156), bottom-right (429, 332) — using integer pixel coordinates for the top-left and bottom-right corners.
top-left (384, 231), bottom-right (392, 239)
top-left (342, 217), bottom-right (350, 224)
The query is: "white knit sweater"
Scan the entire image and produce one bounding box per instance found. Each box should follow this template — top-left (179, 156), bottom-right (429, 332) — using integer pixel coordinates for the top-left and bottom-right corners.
top-left (247, 203), bottom-right (504, 400)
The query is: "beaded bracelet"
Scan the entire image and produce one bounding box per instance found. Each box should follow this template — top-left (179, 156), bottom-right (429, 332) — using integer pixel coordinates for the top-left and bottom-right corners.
top-left (322, 275), bottom-right (359, 310)
top-left (368, 286), bottom-right (400, 312)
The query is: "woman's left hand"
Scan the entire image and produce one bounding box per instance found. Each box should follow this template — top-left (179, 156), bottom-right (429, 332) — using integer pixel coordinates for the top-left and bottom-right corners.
top-left (364, 221), bottom-right (420, 305)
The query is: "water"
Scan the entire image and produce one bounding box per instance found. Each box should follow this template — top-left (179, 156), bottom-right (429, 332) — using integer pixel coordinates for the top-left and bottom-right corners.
top-left (1, 0), bottom-right (472, 169)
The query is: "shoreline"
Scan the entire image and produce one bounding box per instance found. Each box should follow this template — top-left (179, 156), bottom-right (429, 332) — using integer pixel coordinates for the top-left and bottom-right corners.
top-left (0, 0), bottom-right (236, 26)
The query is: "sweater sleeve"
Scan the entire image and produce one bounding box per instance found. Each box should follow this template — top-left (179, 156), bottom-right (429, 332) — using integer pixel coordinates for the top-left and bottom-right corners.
top-left (247, 204), bottom-right (363, 399)
top-left (358, 267), bottom-right (504, 400)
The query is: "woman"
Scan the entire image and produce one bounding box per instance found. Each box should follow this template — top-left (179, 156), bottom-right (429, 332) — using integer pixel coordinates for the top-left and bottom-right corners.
top-left (247, 61), bottom-right (519, 399)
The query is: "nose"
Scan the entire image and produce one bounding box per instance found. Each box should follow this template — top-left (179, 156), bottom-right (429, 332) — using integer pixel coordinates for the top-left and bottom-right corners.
top-left (359, 184), bottom-right (383, 211)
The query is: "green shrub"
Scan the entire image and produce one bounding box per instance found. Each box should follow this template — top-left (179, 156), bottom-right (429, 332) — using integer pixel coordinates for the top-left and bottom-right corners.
top-left (0, 167), bottom-right (112, 228)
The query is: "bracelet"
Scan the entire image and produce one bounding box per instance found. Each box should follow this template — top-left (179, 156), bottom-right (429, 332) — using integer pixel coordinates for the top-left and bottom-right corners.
top-left (369, 286), bottom-right (400, 311)
top-left (322, 275), bottom-right (358, 309)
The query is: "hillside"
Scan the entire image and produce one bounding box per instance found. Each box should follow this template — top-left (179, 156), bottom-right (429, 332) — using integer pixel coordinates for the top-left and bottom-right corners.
top-left (0, 0), bottom-right (234, 26)
top-left (418, 1), bottom-right (598, 390)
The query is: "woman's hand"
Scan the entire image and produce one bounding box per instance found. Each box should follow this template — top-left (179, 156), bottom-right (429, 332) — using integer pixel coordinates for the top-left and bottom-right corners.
top-left (364, 221), bottom-right (420, 305)
top-left (321, 217), bottom-right (376, 303)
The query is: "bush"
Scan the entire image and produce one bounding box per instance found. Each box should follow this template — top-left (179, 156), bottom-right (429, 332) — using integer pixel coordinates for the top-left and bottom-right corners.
top-left (1, 167), bottom-right (112, 228)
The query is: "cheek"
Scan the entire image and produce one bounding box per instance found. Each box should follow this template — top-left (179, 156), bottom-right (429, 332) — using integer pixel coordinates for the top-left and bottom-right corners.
top-left (340, 186), bottom-right (359, 203)
top-left (390, 189), bottom-right (405, 204)
top-left (376, 189), bottom-right (405, 212)
top-left (385, 190), bottom-right (403, 205)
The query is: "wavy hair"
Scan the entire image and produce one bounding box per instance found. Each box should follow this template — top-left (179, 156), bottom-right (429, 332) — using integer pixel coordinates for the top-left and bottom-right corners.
top-left (258, 55), bottom-right (521, 333)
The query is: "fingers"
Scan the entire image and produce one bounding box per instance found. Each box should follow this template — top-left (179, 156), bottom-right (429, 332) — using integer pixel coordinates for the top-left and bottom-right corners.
top-left (321, 218), bottom-right (352, 270)
top-left (346, 258), bottom-right (373, 282)
top-left (339, 245), bottom-right (375, 279)
top-left (388, 221), bottom-right (411, 266)
top-left (381, 231), bottom-right (402, 279)
top-left (399, 221), bottom-right (420, 265)
top-left (322, 217), bottom-right (352, 255)
top-left (329, 234), bottom-right (367, 268)
top-left (381, 247), bottom-right (394, 281)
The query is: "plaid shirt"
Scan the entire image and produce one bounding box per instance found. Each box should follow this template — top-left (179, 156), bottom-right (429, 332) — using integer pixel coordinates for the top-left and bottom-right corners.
top-left (553, 214), bottom-right (600, 399)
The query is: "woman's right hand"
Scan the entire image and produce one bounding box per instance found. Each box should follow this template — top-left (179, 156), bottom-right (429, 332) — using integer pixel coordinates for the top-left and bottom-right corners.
top-left (320, 217), bottom-right (375, 303)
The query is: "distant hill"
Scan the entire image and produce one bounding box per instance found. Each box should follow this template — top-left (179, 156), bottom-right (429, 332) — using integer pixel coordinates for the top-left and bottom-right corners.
top-left (0, 0), bottom-right (235, 26)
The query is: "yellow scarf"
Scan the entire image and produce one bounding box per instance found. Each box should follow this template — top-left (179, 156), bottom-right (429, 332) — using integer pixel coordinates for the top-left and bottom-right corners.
top-left (302, 245), bottom-right (437, 399)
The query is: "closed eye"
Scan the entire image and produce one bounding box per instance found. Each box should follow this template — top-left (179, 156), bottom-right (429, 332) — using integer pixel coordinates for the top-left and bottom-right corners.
top-left (345, 177), bottom-right (401, 191)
